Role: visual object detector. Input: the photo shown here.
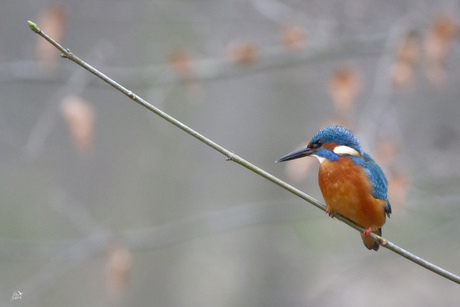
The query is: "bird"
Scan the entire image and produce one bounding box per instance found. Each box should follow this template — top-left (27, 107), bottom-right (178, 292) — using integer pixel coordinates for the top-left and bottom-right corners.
top-left (277, 125), bottom-right (391, 251)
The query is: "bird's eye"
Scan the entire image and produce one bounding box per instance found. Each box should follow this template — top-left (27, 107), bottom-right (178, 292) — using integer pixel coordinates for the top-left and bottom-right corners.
top-left (311, 140), bottom-right (323, 149)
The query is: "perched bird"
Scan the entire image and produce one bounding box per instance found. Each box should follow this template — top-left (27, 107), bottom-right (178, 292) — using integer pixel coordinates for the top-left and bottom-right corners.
top-left (277, 125), bottom-right (391, 251)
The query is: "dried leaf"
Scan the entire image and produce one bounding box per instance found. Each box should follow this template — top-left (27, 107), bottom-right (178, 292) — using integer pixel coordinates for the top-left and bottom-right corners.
top-left (328, 66), bottom-right (361, 112)
top-left (395, 32), bottom-right (420, 65)
top-left (36, 4), bottom-right (68, 71)
top-left (281, 25), bottom-right (307, 50)
top-left (168, 51), bottom-right (203, 98)
top-left (390, 61), bottom-right (414, 88)
top-left (106, 243), bottom-right (132, 301)
top-left (169, 50), bottom-right (192, 77)
top-left (227, 41), bottom-right (259, 65)
top-left (429, 14), bottom-right (458, 46)
top-left (424, 14), bottom-right (458, 86)
top-left (60, 96), bottom-right (95, 154)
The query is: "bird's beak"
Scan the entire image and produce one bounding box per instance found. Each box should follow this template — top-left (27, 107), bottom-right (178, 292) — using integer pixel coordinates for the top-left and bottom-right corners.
top-left (276, 146), bottom-right (315, 162)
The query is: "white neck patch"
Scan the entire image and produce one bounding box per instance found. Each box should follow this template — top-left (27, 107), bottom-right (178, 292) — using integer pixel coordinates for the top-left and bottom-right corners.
top-left (312, 154), bottom-right (326, 164)
top-left (333, 145), bottom-right (361, 157)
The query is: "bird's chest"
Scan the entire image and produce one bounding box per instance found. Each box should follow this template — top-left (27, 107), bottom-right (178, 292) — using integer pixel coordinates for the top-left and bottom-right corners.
top-left (318, 158), bottom-right (374, 221)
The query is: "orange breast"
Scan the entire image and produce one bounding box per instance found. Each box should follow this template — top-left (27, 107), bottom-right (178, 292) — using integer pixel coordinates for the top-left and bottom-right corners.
top-left (318, 157), bottom-right (386, 229)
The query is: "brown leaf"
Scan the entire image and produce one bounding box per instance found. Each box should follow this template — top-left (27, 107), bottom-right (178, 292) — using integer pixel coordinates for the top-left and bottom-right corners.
top-left (281, 25), bottom-right (307, 50)
top-left (36, 4), bottom-right (68, 71)
top-left (169, 50), bottom-right (192, 77)
top-left (168, 51), bottom-right (203, 98)
top-left (396, 32), bottom-right (420, 65)
top-left (60, 96), bottom-right (95, 154)
top-left (390, 61), bottom-right (415, 88)
top-left (429, 14), bottom-right (458, 46)
top-left (328, 66), bottom-right (361, 112)
top-left (227, 41), bottom-right (259, 65)
top-left (106, 242), bottom-right (132, 301)
top-left (424, 14), bottom-right (458, 86)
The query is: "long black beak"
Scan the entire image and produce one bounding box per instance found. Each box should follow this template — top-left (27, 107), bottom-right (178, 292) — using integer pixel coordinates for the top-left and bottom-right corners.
top-left (276, 146), bottom-right (315, 162)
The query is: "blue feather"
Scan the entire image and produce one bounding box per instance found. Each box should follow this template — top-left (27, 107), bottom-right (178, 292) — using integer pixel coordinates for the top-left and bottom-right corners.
top-left (353, 153), bottom-right (392, 217)
top-left (310, 125), bottom-right (363, 155)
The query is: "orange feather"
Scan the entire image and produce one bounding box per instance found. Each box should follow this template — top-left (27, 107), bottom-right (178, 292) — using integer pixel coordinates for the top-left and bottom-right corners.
top-left (318, 156), bottom-right (387, 249)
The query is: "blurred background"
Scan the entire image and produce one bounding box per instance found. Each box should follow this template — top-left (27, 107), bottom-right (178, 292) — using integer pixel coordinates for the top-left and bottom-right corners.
top-left (1, 0), bottom-right (460, 306)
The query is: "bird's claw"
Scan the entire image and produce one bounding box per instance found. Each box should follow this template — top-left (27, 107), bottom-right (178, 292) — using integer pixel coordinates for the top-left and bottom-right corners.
top-left (363, 227), bottom-right (372, 238)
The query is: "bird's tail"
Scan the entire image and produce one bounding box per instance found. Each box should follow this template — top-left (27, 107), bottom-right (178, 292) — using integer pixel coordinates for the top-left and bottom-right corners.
top-left (361, 228), bottom-right (381, 251)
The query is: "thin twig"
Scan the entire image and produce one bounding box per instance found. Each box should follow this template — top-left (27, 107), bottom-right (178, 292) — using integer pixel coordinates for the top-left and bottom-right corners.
top-left (28, 20), bottom-right (460, 285)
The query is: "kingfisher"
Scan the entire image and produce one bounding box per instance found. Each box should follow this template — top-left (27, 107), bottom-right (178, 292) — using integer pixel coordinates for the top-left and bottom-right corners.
top-left (277, 125), bottom-right (391, 251)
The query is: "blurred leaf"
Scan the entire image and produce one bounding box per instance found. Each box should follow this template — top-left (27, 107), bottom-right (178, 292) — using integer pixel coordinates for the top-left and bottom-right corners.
top-left (390, 61), bottom-right (415, 88)
top-left (227, 40), bottom-right (259, 65)
top-left (280, 25), bottom-right (307, 50)
top-left (60, 96), bottom-right (95, 154)
top-left (424, 14), bottom-right (458, 86)
top-left (328, 66), bottom-right (361, 112)
top-left (106, 242), bottom-right (132, 301)
top-left (36, 4), bottom-right (68, 71)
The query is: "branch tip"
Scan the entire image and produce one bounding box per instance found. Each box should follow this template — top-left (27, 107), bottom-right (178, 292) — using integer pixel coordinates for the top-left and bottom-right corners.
top-left (27, 20), bottom-right (40, 33)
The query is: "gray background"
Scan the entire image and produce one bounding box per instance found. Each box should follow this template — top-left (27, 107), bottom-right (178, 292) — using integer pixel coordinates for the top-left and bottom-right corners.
top-left (1, 0), bottom-right (460, 306)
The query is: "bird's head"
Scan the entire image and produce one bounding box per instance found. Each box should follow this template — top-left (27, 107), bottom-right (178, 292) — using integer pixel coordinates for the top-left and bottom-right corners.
top-left (277, 125), bottom-right (363, 163)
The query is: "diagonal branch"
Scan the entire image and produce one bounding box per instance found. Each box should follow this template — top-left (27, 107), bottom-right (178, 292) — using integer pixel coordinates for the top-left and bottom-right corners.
top-left (28, 20), bottom-right (460, 285)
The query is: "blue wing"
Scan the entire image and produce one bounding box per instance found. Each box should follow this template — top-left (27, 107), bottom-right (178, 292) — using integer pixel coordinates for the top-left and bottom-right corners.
top-left (352, 152), bottom-right (392, 217)
top-left (362, 152), bottom-right (392, 216)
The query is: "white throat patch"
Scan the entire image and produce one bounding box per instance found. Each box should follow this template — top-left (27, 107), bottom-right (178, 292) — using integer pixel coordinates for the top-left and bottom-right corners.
top-left (333, 145), bottom-right (361, 157)
top-left (312, 154), bottom-right (326, 164)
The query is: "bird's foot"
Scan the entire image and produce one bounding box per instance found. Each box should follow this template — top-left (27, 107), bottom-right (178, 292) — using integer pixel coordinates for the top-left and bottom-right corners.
top-left (326, 208), bottom-right (333, 217)
top-left (363, 227), bottom-right (372, 238)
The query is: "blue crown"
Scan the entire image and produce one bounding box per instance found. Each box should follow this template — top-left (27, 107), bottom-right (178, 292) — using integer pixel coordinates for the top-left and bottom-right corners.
top-left (310, 125), bottom-right (362, 155)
